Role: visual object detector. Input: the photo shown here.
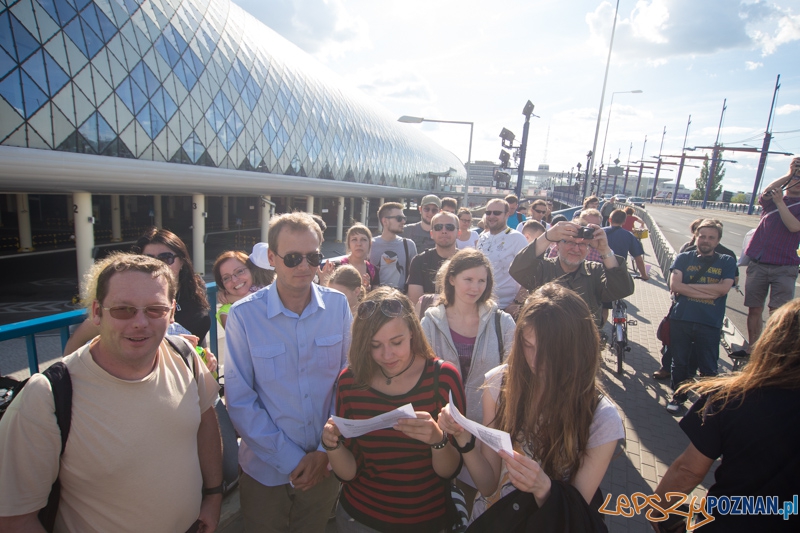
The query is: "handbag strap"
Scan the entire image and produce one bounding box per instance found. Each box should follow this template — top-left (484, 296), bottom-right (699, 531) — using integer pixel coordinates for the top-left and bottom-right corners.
top-left (494, 310), bottom-right (504, 363)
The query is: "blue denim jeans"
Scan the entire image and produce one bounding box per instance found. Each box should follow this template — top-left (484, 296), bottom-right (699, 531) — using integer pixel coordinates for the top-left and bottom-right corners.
top-left (669, 319), bottom-right (720, 402)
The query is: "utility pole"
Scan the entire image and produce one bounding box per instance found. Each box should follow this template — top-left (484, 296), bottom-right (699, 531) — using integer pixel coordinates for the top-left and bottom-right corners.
top-left (514, 101), bottom-right (536, 199)
top-left (649, 126), bottom-right (667, 203)
top-left (672, 115), bottom-right (692, 205)
top-left (749, 75), bottom-right (781, 215)
top-left (702, 100), bottom-right (727, 209)
top-left (635, 136), bottom-right (647, 196)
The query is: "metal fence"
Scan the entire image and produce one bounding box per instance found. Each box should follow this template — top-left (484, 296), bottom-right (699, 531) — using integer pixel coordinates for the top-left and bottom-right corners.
top-left (648, 198), bottom-right (762, 215)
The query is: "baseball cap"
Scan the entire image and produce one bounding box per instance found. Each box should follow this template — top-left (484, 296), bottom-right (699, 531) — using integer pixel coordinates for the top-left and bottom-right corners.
top-left (249, 242), bottom-right (275, 270)
top-left (420, 194), bottom-right (442, 208)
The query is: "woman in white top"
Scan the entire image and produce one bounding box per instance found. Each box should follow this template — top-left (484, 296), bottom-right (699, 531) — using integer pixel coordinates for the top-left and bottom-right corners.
top-left (438, 283), bottom-right (624, 525)
top-left (456, 207), bottom-right (480, 249)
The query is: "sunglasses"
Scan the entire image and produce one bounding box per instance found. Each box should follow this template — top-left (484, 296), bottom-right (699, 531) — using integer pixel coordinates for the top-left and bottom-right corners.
top-left (486, 210), bottom-right (505, 216)
top-left (433, 223), bottom-right (457, 232)
top-left (385, 215), bottom-right (407, 222)
top-left (357, 299), bottom-right (404, 320)
top-left (534, 209), bottom-right (547, 215)
top-left (145, 252), bottom-right (178, 265)
top-left (222, 267), bottom-right (249, 285)
top-left (274, 251), bottom-right (324, 268)
top-left (422, 206), bottom-right (439, 213)
top-left (102, 305), bottom-right (172, 320)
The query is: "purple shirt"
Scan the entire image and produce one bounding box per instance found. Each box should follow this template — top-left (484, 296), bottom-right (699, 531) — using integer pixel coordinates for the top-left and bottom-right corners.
top-left (745, 195), bottom-right (800, 266)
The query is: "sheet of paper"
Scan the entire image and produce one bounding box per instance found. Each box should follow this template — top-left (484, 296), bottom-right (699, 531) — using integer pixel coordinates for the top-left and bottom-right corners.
top-left (449, 391), bottom-right (514, 455)
top-left (332, 403), bottom-right (417, 438)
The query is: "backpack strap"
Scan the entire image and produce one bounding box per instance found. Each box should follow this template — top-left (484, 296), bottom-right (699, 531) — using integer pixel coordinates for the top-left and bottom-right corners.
top-left (402, 238), bottom-right (411, 292)
top-left (494, 310), bottom-right (504, 363)
top-left (38, 362), bottom-right (72, 532)
top-left (166, 335), bottom-right (196, 378)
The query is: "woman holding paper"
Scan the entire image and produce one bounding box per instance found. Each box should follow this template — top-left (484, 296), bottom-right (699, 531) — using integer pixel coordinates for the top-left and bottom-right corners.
top-left (322, 287), bottom-right (467, 533)
top-left (438, 283), bottom-right (624, 528)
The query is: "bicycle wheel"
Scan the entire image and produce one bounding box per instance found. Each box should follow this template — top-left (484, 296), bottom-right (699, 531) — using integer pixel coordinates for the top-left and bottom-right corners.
top-left (615, 324), bottom-right (625, 375)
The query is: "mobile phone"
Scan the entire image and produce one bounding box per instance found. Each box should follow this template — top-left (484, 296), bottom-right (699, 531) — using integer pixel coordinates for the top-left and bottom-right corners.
top-left (577, 227), bottom-right (595, 239)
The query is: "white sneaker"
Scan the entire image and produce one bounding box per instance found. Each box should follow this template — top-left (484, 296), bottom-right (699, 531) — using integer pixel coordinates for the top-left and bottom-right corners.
top-left (666, 399), bottom-right (682, 414)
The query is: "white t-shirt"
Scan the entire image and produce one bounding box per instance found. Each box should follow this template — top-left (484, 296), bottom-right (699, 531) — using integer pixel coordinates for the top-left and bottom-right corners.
top-left (475, 228), bottom-right (528, 308)
top-left (0, 338), bottom-right (220, 532)
top-left (456, 230), bottom-right (480, 249)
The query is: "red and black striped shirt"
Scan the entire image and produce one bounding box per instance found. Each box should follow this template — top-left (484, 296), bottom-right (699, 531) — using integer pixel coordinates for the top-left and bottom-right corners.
top-left (336, 358), bottom-right (466, 533)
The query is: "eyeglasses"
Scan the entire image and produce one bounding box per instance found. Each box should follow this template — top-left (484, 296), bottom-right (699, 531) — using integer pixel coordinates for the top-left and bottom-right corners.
top-left (357, 299), bottom-right (404, 320)
top-left (222, 267), bottom-right (249, 285)
top-left (433, 223), bottom-right (457, 232)
top-left (559, 240), bottom-right (589, 250)
top-left (102, 305), bottom-right (172, 320)
top-left (534, 209), bottom-right (547, 215)
top-left (385, 215), bottom-right (407, 222)
top-left (486, 210), bottom-right (505, 216)
top-left (145, 252), bottom-right (178, 265)
top-left (422, 206), bottom-right (439, 213)
top-left (459, 217), bottom-right (472, 223)
top-left (274, 251), bottom-right (324, 268)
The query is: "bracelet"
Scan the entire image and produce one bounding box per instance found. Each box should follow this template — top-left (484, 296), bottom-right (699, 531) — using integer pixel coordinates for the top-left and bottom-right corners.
top-left (431, 432), bottom-right (449, 450)
top-left (452, 434), bottom-right (477, 454)
top-left (202, 484), bottom-right (224, 496)
top-left (543, 230), bottom-right (557, 243)
top-left (321, 439), bottom-right (341, 451)
top-left (600, 250), bottom-right (615, 260)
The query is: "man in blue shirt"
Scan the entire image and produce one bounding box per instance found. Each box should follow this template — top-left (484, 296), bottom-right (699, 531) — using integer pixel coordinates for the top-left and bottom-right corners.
top-left (666, 219), bottom-right (736, 414)
top-left (225, 212), bottom-right (352, 533)
top-left (604, 209), bottom-right (649, 281)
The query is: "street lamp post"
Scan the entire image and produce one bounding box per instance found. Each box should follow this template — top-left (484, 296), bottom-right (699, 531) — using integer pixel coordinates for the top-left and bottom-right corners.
top-left (598, 90), bottom-right (643, 184)
top-left (398, 116), bottom-right (474, 205)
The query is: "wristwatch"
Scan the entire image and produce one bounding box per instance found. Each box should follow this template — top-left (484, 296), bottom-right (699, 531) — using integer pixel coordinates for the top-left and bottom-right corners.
top-left (600, 250), bottom-right (615, 260)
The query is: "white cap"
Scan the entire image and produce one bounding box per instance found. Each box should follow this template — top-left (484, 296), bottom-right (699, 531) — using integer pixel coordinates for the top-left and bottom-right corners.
top-left (249, 242), bottom-right (274, 270)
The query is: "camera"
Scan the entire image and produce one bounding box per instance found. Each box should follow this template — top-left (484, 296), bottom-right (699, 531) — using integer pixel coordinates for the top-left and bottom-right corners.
top-left (577, 227), bottom-right (595, 239)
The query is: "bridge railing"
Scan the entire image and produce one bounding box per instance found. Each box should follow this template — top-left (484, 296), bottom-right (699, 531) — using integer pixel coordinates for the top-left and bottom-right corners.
top-left (552, 191), bottom-right (583, 207)
top-left (648, 198), bottom-right (762, 215)
top-left (0, 283), bottom-right (219, 376)
top-left (634, 206), bottom-right (676, 278)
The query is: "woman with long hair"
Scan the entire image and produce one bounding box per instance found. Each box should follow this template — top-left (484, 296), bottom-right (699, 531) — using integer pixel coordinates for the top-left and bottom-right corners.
top-left (328, 264), bottom-right (364, 315)
top-left (438, 283), bottom-right (623, 529)
top-left (421, 249), bottom-right (515, 504)
top-left (63, 228), bottom-right (211, 354)
top-left (652, 298), bottom-right (800, 532)
top-left (456, 208), bottom-right (480, 249)
top-left (322, 287), bottom-right (466, 533)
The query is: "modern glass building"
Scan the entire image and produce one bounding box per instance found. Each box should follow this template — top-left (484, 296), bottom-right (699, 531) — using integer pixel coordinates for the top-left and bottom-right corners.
top-left (0, 0), bottom-right (464, 192)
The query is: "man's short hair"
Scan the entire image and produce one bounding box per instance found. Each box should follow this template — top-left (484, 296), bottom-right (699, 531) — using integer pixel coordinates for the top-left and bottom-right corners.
top-left (532, 199), bottom-right (547, 209)
top-left (378, 202), bottom-right (404, 221)
top-left (609, 209), bottom-right (627, 225)
top-left (431, 211), bottom-right (459, 227)
top-left (487, 199), bottom-right (509, 213)
top-left (695, 219), bottom-right (723, 239)
top-left (521, 219), bottom-right (546, 236)
top-left (441, 197), bottom-right (458, 211)
top-left (583, 196), bottom-right (600, 208)
top-left (268, 212), bottom-right (324, 254)
top-left (504, 194), bottom-right (519, 204)
top-left (93, 252), bottom-right (177, 306)
top-left (577, 208), bottom-right (602, 224)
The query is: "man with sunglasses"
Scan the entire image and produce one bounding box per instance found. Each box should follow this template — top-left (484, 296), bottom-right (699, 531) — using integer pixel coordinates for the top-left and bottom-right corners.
top-left (407, 211), bottom-right (460, 306)
top-left (516, 199), bottom-right (549, 232)
top-left (403, 194), bottom-right (441, 251)
top-left (509, 220), bottom-right (634, 328)
top-left (225, 212), bottom-right (352, 533)
top-left (0, 254), bottom-right (223, 532)
top-left (476, 198), bottom-right (529, 313)
top-left (371, 202), bottom-right (417, 292)
top-left (742, 157), bottom-right (800, 352)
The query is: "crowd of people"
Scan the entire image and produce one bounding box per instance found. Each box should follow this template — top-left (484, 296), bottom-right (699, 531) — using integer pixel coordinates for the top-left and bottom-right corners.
top-left (1, 157), bottom-right (798, 532)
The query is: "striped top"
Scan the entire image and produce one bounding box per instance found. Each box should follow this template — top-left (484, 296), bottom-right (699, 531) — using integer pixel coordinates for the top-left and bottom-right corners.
top-left (336, 358), bottom-right (466, 533)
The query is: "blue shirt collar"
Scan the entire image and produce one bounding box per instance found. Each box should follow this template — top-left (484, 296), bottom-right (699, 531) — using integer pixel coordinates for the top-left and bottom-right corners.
top-left (266, 283), bottom-right (326, 319)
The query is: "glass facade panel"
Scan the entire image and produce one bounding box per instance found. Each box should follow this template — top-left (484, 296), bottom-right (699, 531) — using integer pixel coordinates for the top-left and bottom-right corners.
top-left (1, 0), bottom-right (464, 190)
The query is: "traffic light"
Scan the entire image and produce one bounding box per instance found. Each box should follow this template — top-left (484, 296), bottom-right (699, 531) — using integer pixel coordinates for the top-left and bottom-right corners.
top-left (499, 149), bottom-right (511, 169)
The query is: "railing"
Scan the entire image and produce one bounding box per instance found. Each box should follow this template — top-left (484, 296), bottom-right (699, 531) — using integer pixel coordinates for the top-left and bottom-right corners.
top-left (635, 205), bottom-right (676, 278)
top-left (648, 198), bottom-right (762, 215)
top-left (0, 283), bottom-right (219, 376)
top-left (552, 191), bottom-right (584, 207)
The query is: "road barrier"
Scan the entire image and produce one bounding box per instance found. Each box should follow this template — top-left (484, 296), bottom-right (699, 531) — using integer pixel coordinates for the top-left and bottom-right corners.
top-left (649, 198), bottom-right (762, 215)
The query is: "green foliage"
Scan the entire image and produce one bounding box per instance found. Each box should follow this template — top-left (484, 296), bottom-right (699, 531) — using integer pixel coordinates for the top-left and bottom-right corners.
top-left (731, 193), bottom-right (748, 203)
top-left (691, 158), bottom-right (725, 201)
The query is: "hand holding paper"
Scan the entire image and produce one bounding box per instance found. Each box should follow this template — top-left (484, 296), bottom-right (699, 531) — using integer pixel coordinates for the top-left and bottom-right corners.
top-left (332, 403), bottom-right (417, 438)
top-left (448, 391), bottom-right (514, 455)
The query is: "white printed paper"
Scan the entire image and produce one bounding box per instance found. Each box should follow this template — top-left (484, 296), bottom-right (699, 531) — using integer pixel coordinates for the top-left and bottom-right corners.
top-left (332, 403), bottom-right (417, 438)
top-left (449, 391), bottom-right (514, 455)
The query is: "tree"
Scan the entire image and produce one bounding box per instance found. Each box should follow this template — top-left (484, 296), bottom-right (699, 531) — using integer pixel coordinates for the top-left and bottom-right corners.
top-left (731, 193), bottom-right (747, 203)
top-left (691, 157), bottom-right (725, 201)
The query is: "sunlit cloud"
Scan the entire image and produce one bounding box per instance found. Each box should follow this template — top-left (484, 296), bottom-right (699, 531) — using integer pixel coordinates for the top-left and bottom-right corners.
top-left (745, 60), bottom-right (763, 69)
top-left (776, 104), bottom-right (800, 115)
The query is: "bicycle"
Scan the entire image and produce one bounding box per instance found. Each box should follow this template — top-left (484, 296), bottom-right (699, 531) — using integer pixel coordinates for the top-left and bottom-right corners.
top-left (610, 299), bottom-right (637, 375)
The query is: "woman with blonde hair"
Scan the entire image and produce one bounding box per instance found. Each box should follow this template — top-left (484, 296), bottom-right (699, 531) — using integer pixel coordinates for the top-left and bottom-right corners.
top-left (652, 298), bottom-right (800, 532)
top-left (439, 283), bottom-right (623, 529)
top-left (322, 287), bottom-right (466, 532)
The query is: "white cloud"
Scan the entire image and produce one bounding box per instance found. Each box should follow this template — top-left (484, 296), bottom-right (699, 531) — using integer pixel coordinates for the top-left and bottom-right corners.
top-left (776, 104), bottom-right (800, 115)
top-left (745, 60), bottom-right (763, 69)
top-left (349, 63), bottom-right (436, 105)
top-left (586, 0), bottom-right (800, 63)
top-left (232, 0), bottom-right (368, 58)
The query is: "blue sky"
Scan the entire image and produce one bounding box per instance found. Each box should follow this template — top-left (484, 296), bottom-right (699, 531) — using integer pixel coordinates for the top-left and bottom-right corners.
top-left (233, 0), bottom-right (800, 194)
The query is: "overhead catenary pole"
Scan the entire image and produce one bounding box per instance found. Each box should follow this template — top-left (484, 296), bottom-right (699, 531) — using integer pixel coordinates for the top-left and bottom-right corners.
top-left (702, 99), bottom-right (727, 209)
top-left (672, 115), bottom-right (692, 205)
top-left (749, 75), bottom-right (781, 216)
top-left (650, 126), bottom-right (667, 203)
top-left (635, 136), bottom-right (647, 196)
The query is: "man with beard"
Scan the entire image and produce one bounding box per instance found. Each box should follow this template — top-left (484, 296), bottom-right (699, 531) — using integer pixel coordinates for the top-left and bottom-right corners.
top-left (476, 198), bottom-right (529, 314)
top-left (403, 195), bottom-right (441, 251)
top-left (371, 202), bottom-right (417, 292)
top-left (407, 211), bottom-right (459, 305)
top-left (665, 219), bottom-right (736, 414)
top-left (509, 220), bottom-right (634, 328)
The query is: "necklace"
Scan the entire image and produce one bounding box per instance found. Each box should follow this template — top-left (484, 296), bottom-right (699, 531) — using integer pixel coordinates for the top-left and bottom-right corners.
top-left (379, 356), bottom-right (416, 385)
